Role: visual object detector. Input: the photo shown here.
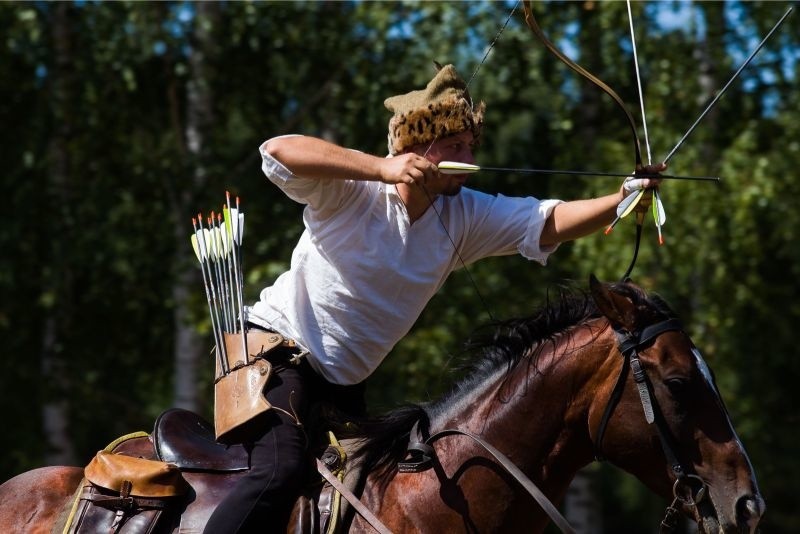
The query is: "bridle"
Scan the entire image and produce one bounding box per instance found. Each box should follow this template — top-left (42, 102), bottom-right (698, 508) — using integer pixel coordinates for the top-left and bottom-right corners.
top-left (594, 318), bottom-right (709, 532)
top-left (396, 315), bottom-right (715, 534)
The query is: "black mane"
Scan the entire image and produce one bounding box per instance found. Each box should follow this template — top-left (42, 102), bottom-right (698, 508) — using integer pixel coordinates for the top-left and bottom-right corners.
top-left (332, 282), bottom-right (672, 480)
top-left (427, 286), bottom-right (600, 418)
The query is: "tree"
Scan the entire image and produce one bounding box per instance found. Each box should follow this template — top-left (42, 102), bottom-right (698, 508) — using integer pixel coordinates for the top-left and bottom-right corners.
top-left (1, 2), bottom-right (798, 531)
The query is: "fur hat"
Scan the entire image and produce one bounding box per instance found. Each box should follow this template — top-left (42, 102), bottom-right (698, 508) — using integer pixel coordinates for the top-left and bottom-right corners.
top-left (385, 63), bottom-right (485, 155)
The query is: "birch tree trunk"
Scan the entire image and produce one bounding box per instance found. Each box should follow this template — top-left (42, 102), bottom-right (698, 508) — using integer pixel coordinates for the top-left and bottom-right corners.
top-left (564, 468), bottom-right (603, 534)
top-left (41, 1), bottom-right (77, 466)
top-left (172, 2), bottom-right (221, 411)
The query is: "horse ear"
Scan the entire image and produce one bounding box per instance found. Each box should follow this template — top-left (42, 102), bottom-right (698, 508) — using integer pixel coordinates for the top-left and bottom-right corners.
top-left (589, 274), bottom-right (636, 330)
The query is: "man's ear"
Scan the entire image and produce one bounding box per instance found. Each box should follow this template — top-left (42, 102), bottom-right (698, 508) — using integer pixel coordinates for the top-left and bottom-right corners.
top-left (589, 274), bottom-right (637, 331)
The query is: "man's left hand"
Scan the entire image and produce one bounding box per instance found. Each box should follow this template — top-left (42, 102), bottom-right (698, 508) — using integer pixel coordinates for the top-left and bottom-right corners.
top-left (621, 162), bottom-right (667, 197)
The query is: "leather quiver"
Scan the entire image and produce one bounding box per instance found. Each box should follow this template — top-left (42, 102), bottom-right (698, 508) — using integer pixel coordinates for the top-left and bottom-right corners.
top-left (214, 330), bottom-right (285, 444)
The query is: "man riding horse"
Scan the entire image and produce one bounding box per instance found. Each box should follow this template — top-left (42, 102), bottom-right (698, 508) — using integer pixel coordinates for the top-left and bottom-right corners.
top-left (205, 62), bottom-right (665, 533)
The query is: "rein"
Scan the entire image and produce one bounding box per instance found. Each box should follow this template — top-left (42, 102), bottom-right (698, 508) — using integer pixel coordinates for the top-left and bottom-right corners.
top-left (316, 459), bottom-right (393, 534)
top-left (594, 318), bottom-right (708, 533)
top-left (398, 423), bottom-right (575, 534)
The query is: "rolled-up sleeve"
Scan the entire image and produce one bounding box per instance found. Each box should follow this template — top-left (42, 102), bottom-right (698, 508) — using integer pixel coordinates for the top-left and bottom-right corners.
top-left (456, 191), bottom-right (563, 266)
top-left (518, 198), bottom-right (562, 264)
top-left (260, 136), bottom-right (354, 213)
top-left (260, 136), bottom-right (299, 187)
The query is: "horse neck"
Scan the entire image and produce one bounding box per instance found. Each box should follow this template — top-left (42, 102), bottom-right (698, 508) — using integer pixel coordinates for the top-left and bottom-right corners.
top-left (431, 318), bottom-right (617, 499)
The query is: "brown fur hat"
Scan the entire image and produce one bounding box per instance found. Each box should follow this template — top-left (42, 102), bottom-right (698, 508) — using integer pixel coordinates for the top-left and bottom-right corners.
top-left (385, 64), bottom-right (485, 155)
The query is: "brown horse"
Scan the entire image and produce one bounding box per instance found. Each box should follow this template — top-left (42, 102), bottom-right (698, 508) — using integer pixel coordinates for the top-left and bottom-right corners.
top-left (0, 277), bottom-right (763, 533)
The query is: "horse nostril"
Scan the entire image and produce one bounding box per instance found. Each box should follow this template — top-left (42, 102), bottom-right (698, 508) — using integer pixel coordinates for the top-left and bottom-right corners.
top-left (736, 495), bottom-right (765, 530)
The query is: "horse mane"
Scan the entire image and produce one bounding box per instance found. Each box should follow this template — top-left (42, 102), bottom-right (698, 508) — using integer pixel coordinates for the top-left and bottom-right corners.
top-left (334, 282), bottom-right (674, 482)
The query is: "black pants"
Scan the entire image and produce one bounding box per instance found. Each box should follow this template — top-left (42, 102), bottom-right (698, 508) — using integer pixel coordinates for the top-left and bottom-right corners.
top-left (203, 354), bottom-right (365, 534)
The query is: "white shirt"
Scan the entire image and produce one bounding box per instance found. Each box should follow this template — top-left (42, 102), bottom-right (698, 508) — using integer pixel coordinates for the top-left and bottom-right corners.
top-left (248, 138), bottom-right (562, 385)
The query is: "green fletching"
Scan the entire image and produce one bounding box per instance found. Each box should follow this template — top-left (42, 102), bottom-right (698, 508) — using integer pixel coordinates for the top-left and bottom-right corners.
top-left (223, 207), bottom-right (233, 237)
top-left (653, 190), bottom-right (666, 225)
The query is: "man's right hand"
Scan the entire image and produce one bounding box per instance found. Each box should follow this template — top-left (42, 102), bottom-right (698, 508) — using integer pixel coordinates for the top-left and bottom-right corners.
top-left (379, 153), bottom-right (440, 186)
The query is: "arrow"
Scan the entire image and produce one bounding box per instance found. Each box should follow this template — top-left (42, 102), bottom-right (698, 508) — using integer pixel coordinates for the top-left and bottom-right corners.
top-left (652, 189), bottom-right (666, 245)
top-left (225, 191), bottom-right (248, 364)
top-left (663, 6), bottom-right (794, 164)
top-left (208, 212), bottom-right (231, 332)
top-left (605, 188), bottom-right (645, 235)
top-left (192, 216), bottom-right (228, 375)
top-left (437, 161), bottom-right (719, 182)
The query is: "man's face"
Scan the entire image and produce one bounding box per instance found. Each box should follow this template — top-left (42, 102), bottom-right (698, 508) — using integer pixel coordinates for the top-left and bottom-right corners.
top-left (408, 130), bottom-right (475, 196)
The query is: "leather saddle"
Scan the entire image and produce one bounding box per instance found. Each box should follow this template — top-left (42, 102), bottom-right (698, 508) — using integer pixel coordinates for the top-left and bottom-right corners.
top-left (100, 408), bottom-right (347, 534)
top-left (153, 408), bottom-right (249, 472)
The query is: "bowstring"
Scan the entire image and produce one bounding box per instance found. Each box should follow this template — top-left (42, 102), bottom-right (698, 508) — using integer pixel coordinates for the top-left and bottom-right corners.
top-left (417, 0), bottom-right (521, 323)
top-left (626, 0), bottom-right (651, 166)
top-left (627, 0), bottom-right (667, 249)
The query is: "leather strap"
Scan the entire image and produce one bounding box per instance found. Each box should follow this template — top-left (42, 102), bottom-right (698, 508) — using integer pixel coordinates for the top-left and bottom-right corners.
top-left (422, 429), bottom-right (575, 534)
top-left (315, 459), bottom-right (393, 534)
top-left (400, 424), bottom-right (574, 534)
top-left (82, 488), bottom-right (169, 511)
top-left (397, 421), bottom-right (434, 473)
top-left (595, 319), bottom-right (688, 481)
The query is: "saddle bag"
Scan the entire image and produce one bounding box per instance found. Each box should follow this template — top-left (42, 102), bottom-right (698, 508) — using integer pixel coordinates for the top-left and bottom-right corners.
top-left (64, 449), bottom-right (189, 534)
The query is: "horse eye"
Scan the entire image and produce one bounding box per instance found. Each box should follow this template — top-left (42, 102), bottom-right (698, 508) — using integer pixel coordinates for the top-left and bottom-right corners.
top-left (665, 378), bottom-right (688, 396)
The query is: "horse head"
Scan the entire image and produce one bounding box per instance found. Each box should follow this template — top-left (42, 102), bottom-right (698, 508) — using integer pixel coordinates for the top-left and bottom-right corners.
top-left (587, 275), bottom-right (764, 533)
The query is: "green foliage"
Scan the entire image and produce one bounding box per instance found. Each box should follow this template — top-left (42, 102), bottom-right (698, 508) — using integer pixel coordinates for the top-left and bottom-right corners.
top-left (1, 1), bottom-right (798, 531)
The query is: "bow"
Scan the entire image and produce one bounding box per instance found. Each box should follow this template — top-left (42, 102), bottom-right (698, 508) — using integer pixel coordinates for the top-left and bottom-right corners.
top-left (523, 0), bottom-right (651, 279)
top-left (521, 2), bottom-right (793, 279)
top-left (523, 1), bottom-right (643, 171)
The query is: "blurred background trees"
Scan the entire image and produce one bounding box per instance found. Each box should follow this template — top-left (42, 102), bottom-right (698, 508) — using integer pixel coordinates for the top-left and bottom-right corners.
top-left (1, 1), bottom-right (797, 531)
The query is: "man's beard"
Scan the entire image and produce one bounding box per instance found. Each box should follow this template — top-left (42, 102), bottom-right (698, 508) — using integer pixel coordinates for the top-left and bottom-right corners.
top-left (441, 183), bottom-right (463, 196)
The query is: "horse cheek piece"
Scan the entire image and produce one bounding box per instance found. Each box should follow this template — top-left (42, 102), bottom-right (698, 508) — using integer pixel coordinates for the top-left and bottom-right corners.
top-left (588, 275), bottom-right (764, 533)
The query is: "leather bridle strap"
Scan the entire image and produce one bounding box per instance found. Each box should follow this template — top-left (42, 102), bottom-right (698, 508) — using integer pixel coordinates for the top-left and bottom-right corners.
top-left (594, 318), bottom-right (687, 480)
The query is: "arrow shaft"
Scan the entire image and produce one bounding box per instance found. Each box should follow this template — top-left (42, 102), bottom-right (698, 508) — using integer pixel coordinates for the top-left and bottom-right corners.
top-left (475, 166), bottom-right (719, 182)
top-left (194, 219), bottom-right (229, 374)
top-left (662, 6), bottom-right (793, 164)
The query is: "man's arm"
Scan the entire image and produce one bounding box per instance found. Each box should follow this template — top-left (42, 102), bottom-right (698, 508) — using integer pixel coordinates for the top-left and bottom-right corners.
top-left (264, 135), bottom-right (438, 186)
top-left (539, 163), bottom-right (666, 247)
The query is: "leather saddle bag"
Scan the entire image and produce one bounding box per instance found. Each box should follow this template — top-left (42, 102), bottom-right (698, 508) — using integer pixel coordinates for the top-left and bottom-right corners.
top-left (64, 450), bottom-right (189, 534)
